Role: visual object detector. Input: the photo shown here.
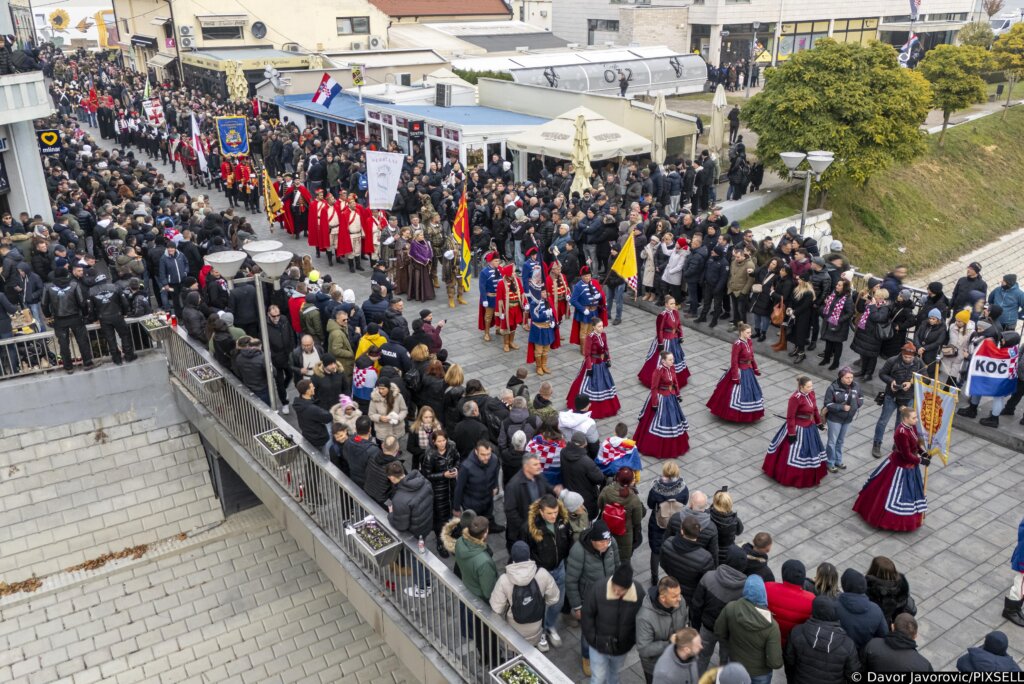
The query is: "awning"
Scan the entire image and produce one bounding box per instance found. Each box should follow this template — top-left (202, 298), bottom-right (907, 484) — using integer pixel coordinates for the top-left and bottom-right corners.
top-left (879, 20), bottom-right (965, 32)
top-left (148, 17), bottom-right (170, 26)
top-left (505, 106), bottom-right (650, 161)
top-left (148, 53), bottom-right (176, 68)
top-left (196, 14), bottom-right (247, 28)
top-left (130, 35), bottom-right (157, 48)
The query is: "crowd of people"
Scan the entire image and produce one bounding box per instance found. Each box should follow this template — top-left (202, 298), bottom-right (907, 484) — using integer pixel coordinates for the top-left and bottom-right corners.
top-left (3, 44), bottom-right (1022, 682)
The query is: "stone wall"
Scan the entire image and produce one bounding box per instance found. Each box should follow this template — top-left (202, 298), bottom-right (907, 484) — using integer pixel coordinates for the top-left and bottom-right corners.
top-left (619, 6), bottom-right (691, 54)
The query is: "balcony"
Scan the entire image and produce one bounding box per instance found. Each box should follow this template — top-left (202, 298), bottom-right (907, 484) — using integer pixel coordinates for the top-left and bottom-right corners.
top-left (0, 70), bottom-right (54, 126)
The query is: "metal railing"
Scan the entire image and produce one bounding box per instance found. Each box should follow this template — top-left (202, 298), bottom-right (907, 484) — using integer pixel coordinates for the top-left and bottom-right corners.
top-left (162, 328), bottom-right (571, 684)
top-left (0, 317), bottom-right (159, 380)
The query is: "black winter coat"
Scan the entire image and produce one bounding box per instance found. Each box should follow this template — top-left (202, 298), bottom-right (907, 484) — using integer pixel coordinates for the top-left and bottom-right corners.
top-left (682, 246), bottom-right (708, 284)
top-left (503, 469), bottom-right (555, 546)
top-left (232, 347), bottom-right (269, 394)
top-left (453, 449), bottom-right (500, 513)
top-left (292, 396), bottom-right (332, 448)
top-left (750, 269), bottom-right (778, 317)
top-left (646, 477), bottom-right (689, 554)
top-left (702, 253), bottom-right (728, 293)
top-left (865, 574), bottom-right (914, 625)
top-left (523, 499), bottom-right (574, 571)
top-left (339, 435), bottom-right (379, 489)
top-left (690, 564), bottom-right (748, 630)
top-left (742, 542), bottom-right (775, 582)
top-left (709, 508), bottom-right (744, 565)
top-left (364, 450), bottom-right (402, 506)
top-left (863, 632), bottom-right (933, 673)
top-left (850, 301), bottom-right (891, 357)
top-left (582, 579), bottom-right (645, 656)
top-left (788, 290), bottom-right (815, 348)
top-left (784, 618), bottom-right (860, 684)
top-left (835, 592), bottom-right (888, 653)
top-left (451, 416), bottom-right (490, 462)
top-left (388, 470), bottom-right (434, 540)
top-left (881, 300), bottom-right (916, 358)
top-left (559, 442), bottom-right (606, 518)
top-left (659, 535), bottom-right (715, 604)
top-left (419, 443), bottom-right (460, 527)
top-left (820, 293), bottom-right (854, 343)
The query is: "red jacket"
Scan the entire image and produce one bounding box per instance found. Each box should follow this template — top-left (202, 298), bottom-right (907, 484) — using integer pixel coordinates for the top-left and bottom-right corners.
top-left (765, 581), bottom-right (814, 648)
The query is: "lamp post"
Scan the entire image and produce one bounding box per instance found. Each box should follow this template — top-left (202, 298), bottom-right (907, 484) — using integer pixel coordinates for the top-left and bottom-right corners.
top-left (779, 150), bottom-right (834, 232)
top-left (745, 22), bottom-right (760, 99)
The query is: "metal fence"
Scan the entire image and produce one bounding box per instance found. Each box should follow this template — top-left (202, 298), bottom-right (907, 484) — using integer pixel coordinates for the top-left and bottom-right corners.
top-left (162, 327), bottom-right (571, 684)
top-left (0, 317), bottom-right (159, 380)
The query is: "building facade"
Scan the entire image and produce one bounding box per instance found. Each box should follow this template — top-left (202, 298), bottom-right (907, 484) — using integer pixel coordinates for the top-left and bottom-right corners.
top-left (552, 0), bottom-right (977, 67)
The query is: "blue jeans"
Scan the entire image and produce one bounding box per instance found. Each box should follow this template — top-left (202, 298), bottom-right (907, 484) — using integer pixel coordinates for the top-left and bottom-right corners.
top-left (971, 394), bottom-right (1007, 415)
top-left (872, 395), bottom-right (903, 445)
top-left (29, 303), bottom-right (47, 332)
top-left (749, 674), bottom-right (772, 684)
top-left (544, 563), bottom-right (565, 631)
top-left (825, 420), bottom-right (850, 467)
top-left (403, 548), bottom-right (430, 590)
top-left (589, 650), bottom-right (625, 684)
top-left (610, 284), bottom-right (624, 322)
top-left (752, 312), bottom-right (770, 334)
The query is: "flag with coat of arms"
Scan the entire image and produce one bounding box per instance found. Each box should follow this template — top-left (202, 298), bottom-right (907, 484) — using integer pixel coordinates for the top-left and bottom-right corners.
top-left (312, 73), bottom-right (342, 108)
top-left (526, 434), bottom-right (564, 486)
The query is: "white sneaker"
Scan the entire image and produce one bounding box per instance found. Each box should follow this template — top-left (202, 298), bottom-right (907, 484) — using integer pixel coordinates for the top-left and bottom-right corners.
top-left (404, 586), bottom-right (432, 599)
top-left (537, 636), bottom-right (549, 652)
top-left (547, 628), bottom-right (562, 647)
top-left (280, 404), bottom-right (291, 415)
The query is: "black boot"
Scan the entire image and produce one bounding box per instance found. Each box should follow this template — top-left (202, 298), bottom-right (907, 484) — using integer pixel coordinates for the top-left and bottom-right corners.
top-left (1003, 598), bottom-right (1024, 627)
top-left (355, 258), bottom-right (365, 271)
top-left (958, 404), bottom-right (978, 419)
top-left (436, 538), bottom-right (450, 559)
top-left (327, 253), bottom-right (334, 267)
top-left (348, 258), bottom-right (356, 273)
top-left (315, 248), bottom-right (321, 259)
top-left (979, 415), bottom-right (1000, 428)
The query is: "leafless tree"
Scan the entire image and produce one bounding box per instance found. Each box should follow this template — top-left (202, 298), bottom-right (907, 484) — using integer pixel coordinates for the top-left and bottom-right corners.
top-left (983, 0), bottom-right (1006, 18)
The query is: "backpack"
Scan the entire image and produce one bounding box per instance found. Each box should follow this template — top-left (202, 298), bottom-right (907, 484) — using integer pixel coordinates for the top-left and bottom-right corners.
top-left (358, 173), bottom-right (368, 191)
top-left (510, 579), bottom-right (546, 624)
top-left (655, 500), bottom-right (686, 529)
top-left (601, 502), bottom-right (627, 537)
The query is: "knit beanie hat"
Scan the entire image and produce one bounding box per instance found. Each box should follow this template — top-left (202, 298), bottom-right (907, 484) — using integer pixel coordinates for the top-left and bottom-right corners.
top-left (927, 308), bottom-right (941, 319)
top-left (811, 595), bottom-right (838, 622)
top-left (955, 309), bottom-right (971, 324)
top-left (782, 559), bottom-right (806, 586)
top-left (743, 575), bottom-right (768, 607)
top-left (716, 663), bottom-right (752, 684)
top-left (984, 630), bottom-right (1009, 656)
top-left (724, 545), bottom-right (747, 572)
top-left (560, 490), bottom-right (584, 512)
top-left (611, 564), bottom-right (633, 589)
top-left (840, 568), bottom-right (867, 594)
top-left (510, 540), bottom-right (531, 563)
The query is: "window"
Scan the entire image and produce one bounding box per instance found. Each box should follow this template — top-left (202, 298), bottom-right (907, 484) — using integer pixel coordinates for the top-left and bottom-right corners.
top-left (587, 19), bottom-right (620, 32)
top-left (200, 25), bottom-right (243, 39)
top-left (337, 16), bottom-right (370, 35)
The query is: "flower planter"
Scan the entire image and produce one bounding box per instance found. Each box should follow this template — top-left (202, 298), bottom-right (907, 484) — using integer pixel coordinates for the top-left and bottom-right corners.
top-left (347, 516), bottom-right (402, 567)
top-left (186, 363), bottom-right (224, 393)
top-left (141, 317), bottom-right (170, 347)
top-left (490, 657), bottom-right (547, 684)
top-left (254, 428), bottom-right (299, 467)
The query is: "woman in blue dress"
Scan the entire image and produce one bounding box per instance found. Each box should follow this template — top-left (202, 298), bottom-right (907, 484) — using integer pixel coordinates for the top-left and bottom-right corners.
top-left (526, 287), bottom-right (556, 376)
top-left (566, 320), bottom-right (620, 419)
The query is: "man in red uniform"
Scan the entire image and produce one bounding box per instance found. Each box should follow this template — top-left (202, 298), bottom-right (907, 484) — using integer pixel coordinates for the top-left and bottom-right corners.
top-left (280, 174), bottom-right (312, 238)
top-left (495, 264), bottom-right (526, 352)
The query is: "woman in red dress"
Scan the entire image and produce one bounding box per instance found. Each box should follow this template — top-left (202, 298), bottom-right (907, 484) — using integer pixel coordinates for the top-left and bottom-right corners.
top-left (852, 407), bottom-right (929, 532)
top-left (762, 376), bottom-right (827, 488)
top-left (637, 296), bottom-right (691, 388)
top-left (495, 265), bottom-right (526, 352)
top-left (634, 351), bottom-right (689, 459)
top-left (707, 323), bottom-right (765, 422)
top-left (566, 320), bottom-right (621, 419)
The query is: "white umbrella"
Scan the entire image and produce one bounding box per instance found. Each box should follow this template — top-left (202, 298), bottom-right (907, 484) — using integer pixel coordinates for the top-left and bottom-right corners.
top-left (710, 84), bottom-right (728, 161)
top-left (570, 113), bottom-right (593, 197)
top-left (651, 93), bottom-right (668, 166)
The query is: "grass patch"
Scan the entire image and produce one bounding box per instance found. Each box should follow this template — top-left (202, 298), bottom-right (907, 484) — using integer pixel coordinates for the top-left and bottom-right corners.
top-left (739, 190), bottom-right (803, 226)
top-left (743, 106), bottom-right (1024, 276)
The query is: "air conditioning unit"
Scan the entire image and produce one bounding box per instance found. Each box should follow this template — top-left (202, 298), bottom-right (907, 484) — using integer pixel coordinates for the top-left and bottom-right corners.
top-left (368, 35), bottom-right (384, 50)
top-left (180, 36), bottom-right (195, 48)
top-left (350, 41), bottom-right (365, 50)
top-left (435, 83), bottom-right (452, 107)
top-left (179, 25), bottom-right (193, 37)
top-left (566, 42), bottom-right (579, 49)
top-left (398, 72), bottom-right (412, 86)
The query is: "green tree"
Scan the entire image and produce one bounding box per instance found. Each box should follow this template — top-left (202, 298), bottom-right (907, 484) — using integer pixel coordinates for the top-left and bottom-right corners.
top-left (958, 21), bottom-right (995, 49)
top-left (918, 44), bottom-right (990, 145)
top-left (744, 39), bottom-right (931, 190)
top-left (993, 23), bottom-right (1024, 120)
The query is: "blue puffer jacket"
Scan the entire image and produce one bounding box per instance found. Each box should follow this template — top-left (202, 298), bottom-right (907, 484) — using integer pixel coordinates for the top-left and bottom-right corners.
top-left (988, 280), bottom-right (1024, 327)
top-left (1012, 516), bottom-right (1024, 572)
top-left (956, 631), bottom-right (1022, 673)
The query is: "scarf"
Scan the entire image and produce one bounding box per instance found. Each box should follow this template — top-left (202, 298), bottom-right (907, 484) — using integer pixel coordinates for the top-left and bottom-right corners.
top-left (409, 239), bottom-right (432, 264)
top-left (857, 302), bottom-right (872, 330)
top-left (418, 424), bottom-right (434, 451)
top-left (823, 293), bottom-right (848, 327)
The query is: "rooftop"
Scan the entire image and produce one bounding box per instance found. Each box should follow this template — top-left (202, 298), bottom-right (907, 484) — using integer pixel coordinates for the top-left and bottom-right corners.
top-left (184, 47), bottom-right (302, 62)
top-left (369, 103), bottom-right (548, 127)
top-left (276, 92), bottom-right (375, 124)
top-left (451, 45), bottom-right (682, 71)
top-left (459, 32), bottom-right (569, 52)
top-left (367, 0), bottom-right (511, 17)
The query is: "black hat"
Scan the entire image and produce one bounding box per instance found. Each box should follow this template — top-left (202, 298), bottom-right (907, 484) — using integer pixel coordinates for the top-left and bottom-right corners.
top-left (611, 564), bottom-right (634, 588)
top-left (590, 520), bottom-right (612, 541)
top-left (419, 309), bottom-right (431, 319)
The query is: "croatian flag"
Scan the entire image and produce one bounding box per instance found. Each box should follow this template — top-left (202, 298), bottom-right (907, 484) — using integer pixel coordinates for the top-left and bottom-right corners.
top-left (965, 338), bottom-right (1018, 398)
top-left (312, 73), bottom-right (342, 108)
top-left (909, 0), bottom-right (922, 21)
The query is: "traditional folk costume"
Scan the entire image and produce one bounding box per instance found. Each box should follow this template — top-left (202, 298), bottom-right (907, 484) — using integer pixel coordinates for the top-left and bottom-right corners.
top-left (407, 237), bottom-right (435, 302)
top-left (852, 422), bottom-right (928, 532)
top-left (638, 308), bottom-right (691, 388)
top-left (478, 253), bottom-right (500, 341)
top-left (521, 250), bottom-right (544, 302)
top-left (707, 338), bottom-right (765, 422)
top-left (495, 265), bottom-right (526, 352)
top-left (441, 233), bottom-right (469, 309)
top-left (526, 298), bottom-right (556, 375)
top-left (762, 390), bottom-right (827, 488)
top-left (634, 363), bottom-right (689, 459)
top-left (569, 271), bottom-right (608, 351)
top-left (566, 330), bottom-right (620, 419)
top-left (546, 269), bottom-right (571, 348)
top-left (280, 179), bottom-right (312, 238)
top-left (340, 201), bottom-right (374, 268)
top-left (314, 197), bottom-right (345, 265)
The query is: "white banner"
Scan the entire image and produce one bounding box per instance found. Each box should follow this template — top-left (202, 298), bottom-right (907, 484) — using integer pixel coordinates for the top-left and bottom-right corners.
top-left (365, 150), bottom-right (404, 210)
top-left (142, 98), bottom-right (164, 127)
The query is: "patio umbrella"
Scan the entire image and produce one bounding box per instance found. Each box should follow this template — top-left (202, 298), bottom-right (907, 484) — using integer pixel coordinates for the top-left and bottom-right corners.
top-left (710, 84), bottom-right (728, 161)
top-left (651, 93), bottom-right (668, 165)
top-left (570, 113), bottom-right (593, 197)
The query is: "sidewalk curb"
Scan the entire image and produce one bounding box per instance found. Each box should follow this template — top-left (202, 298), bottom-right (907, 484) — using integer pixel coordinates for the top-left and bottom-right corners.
top-left (624, 297), bottom-right (1024, 454)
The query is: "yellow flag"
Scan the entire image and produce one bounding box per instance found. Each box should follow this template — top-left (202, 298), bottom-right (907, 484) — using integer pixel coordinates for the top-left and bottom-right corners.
top-left (610, 234), bottom-right (638, 290)
top-left (263, 169), bottom-right (282, 224)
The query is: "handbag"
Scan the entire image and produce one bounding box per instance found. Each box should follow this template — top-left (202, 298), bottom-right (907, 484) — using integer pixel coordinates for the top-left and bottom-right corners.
top-left (941, 345), bottom-right (958, 357)
top-left (874, 391), bottom-right (886, 406)
top-left (770, 300), bottom-right (785, 326)
top-left (751, 284), bottom-right (763, 294)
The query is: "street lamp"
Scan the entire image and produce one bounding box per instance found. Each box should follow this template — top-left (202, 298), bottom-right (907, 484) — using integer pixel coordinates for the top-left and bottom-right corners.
top-left (780, 150), bottom-right (834, 232)
top-left (745, 22), bottom-right (760, 99)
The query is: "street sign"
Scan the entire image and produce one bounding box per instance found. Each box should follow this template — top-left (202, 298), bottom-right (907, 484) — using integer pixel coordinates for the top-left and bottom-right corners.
top-left (37, 129), bottom-right (62, 154)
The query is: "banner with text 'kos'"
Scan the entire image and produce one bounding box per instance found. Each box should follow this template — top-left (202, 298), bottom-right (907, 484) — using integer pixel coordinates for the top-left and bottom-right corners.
top-left (965, 338), bottom-right (1018, 398)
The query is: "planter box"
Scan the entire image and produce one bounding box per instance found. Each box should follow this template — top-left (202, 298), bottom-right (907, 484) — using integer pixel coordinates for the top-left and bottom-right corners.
top-left (348, 516), bottom-right (402, 567)
top-left (254, 428), bottom-right (299, 467)
top-left (186, 363), bottom-right (223, 390)
top-left (141, 317), bottom-right (170, 333)
top-left (490, 657), bottom-right (548, 684)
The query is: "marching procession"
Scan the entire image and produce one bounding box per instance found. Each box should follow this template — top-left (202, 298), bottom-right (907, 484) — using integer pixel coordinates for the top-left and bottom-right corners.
top-left (9, 41), bottom-right (1024, 682)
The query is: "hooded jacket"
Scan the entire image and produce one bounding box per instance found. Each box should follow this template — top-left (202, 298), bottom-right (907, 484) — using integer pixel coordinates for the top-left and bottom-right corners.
top-left (835, 569), bottom-right (888, 653)
top-left (367, 384), bottom-right (408, 442)
top-left (419, 442), bottom-right (460, 527)
top-left (956, 631), bottom-right (1022, 673)
top-left (646, 477), bottom-right (689, 555)
top-left (387, 470), bottom-right (433, 540)
top-left (865, 573), bottom-right (913, 625)
top-left (232, 346), bottom-right (269, 395)
top-left (336, 434), bottom-right (378, 489)
top-left (597, 483), bottom-right (644, 563)
top-left (560, 441), bottom-right (606, 518)
top-left (652, 644), bottom-right (700, 684)
top-left (582, 578), bottom-right (644, 656)
top-left (766, 561), bottom-right (816, 648)
top-left (714, 589), bottom-right (784, 676)
top-left (326, 318), bottom-right (355, 373)
top-left (709, 507), bottom-right (744, 565)
top-left (565, 528), bottom-right (619, 610)
top-left (489, 560), bottom-right (560, 644)
top-left (691, 547), bottom-right (749, 630)
top-left (988, 277), bottom-right (1024, 327)
top-left (784, 597), bottom-right (860, 684)
top-left (503, 467), bottom-right (555, 546)
top-left (557, 409), bottom-right (599, 449)
top-left (863, 631), bottom-right (934, 673)
top-left (660, 534), bottom-right (715, 605)
top-left (524, 498), bottom-right (573, 571)
top-left (452, 448), bottom-right (500, 513)
top-left (635, 586), bottom-right (689, 674)
top-left (454, 529), bottom-right (498, 601)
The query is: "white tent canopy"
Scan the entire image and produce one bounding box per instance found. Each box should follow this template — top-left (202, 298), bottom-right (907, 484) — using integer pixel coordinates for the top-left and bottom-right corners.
top-left (505, 107), bottom-right (651, 161)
